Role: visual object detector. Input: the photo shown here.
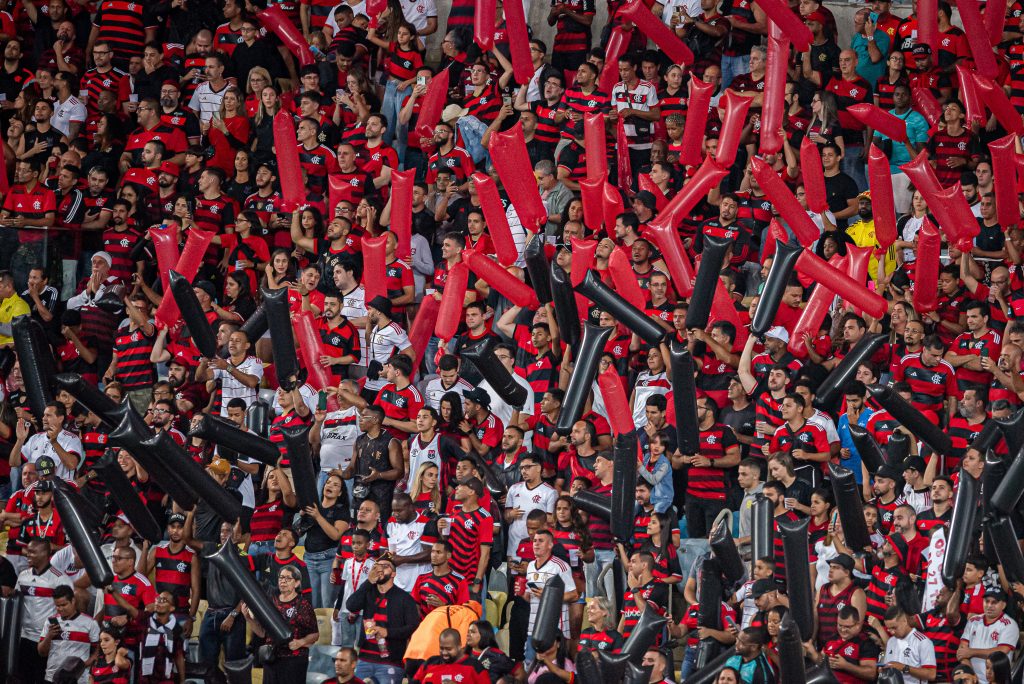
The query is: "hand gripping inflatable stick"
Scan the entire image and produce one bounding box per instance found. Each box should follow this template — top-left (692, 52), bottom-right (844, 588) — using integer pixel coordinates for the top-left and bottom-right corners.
top-left (530, 574), bottom-right (565, 653)
top-left (472, 172), bottom-right (519, 266)
top-left (461, 336), bottom-right (528, 410)
top-left (204, 538), bottom-right (292, 643)
top-left (574, 269), bottom-right (666, 345)
top-left (169, 270), bottom-right (218, 359)
top-left (828, 463), bottom-right (872, 553)
top-left (550, 264), bottom-right (581, 351)
top-left (868, 384), bottom-right (954, 457)
top-left (53, 372), bottom-right (121, 428)
top-left (53, 480), bottom-right (114, 587)
top-left (142, 430), bottom-right (243, 524)
top-left (814, 334), bottom-right (888, 411)
top-left (188, 413), bottom-right (280, 467)
top-left (685, 234), bottom-right (734, 330)
top-left (108, 403), bottom-right (197, 510)
top-left (610, 430), bottom-right (639, 543)
top-left (779, 516), bottom-right (814, 640)
top-left (524, 237), bottom-right (553, 305)
top-left (668, 338), bottom-right (700, 456)
top-left (942, 468), bottom-right (981, 588)
top-left (89, 451), bottom-right (162, 543)
top-left (12, 315), bottom-right (54, 422)
top-left (555, 322), bottom-right (614, 434)
top-left (848, 424), bottom-right (890, 475)
top-left (750, 239), bottom-right (802, 336)
top-left (261, 286), bottom-right (305, 391)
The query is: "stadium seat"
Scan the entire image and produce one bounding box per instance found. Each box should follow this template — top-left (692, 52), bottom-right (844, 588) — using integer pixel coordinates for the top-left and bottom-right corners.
top-left (314, 607), bottom-right (334, 645)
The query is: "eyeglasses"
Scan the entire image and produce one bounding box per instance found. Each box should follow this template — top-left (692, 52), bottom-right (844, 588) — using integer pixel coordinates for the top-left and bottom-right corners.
top-left (519, 464), bottom-right (539, 471)
top-left (241, 27), bottom-right (257, 32)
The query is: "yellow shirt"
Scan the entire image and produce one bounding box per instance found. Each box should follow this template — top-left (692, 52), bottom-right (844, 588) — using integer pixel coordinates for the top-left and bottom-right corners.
top-left (0, 294), bottom-right (30, 346)
top-left (846, 219), bottom-right (898, 283)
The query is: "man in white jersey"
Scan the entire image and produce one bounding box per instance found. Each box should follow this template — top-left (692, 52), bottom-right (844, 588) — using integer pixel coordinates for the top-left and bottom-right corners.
top-left (16, 539), bottom-right (74, 681)
top-left (504, 454), bottom-right (557, 558)
top-left (10, 403), bottom-right (83, 481)
top-left (523, 529), bottom-right (577, 665)
top-left (217, 398), bottom-right (261, 514)
top-left (877, 605), bottom-right (936, 684)
top-left (196, 329), bottom-right (263, 416)
top-left (38, 583), bottom-right (99, 684)
top-left (385, 493), bottom-right (437, 592)
top-left (406, 407), bottom-right (462, 498)
top-left (363, 296), bottom-right (413, 398)
top-left (958, 589), bottom-right (1019, 684)
top-left (422, 354), bottom-right (474, 410)
top-left (313, 381), bottom-right (361, 495)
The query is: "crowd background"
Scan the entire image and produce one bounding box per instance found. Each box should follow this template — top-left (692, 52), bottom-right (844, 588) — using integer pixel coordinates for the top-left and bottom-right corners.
top-left (1, 0), bottom-right (1024, 682)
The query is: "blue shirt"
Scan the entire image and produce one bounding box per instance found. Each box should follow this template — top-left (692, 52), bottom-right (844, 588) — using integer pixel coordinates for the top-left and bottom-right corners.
top-left (850, 30), bottom-right (890, 88)
top-left (878, 108), bottom-right (930, 172)
top-left (724, 653), bottom-right (777, 684)
top-left (838, 408), bottom-right (874, 483)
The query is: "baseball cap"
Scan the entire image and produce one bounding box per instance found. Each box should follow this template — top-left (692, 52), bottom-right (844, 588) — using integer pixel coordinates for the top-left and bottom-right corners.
top-left (902, 456), bottom-right (926, 473)
top-left (207, 457), bottom-right (231, 476)
top-left (765, 326), bottom-right (790, 344)
top-left (985, 587), bottom-right (1009, 602)
top-left (828, 553), bottom-right (855, 572)
top-left (752, 578), bottom-right (776, 598)
top-left (93, 251), bottom-right (113, 267)
top-left (912, 44), bottom-right (932, 56)
top-left (168, 513), bottom-right (186, 526)
top-left (158, 161), bottom-right (180, 177)
top-left (463, 387), bottom-right (491, 408)
top-left (804, 10), bottom-right (826, 23)
top-left (36, 456), bottom-right (56, 476)
top-left (876, 464), bottom-right (902, 481)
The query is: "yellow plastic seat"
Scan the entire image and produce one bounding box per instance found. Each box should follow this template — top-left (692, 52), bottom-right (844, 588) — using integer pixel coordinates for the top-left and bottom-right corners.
top-left (293, 545), bottom-right (305, 560)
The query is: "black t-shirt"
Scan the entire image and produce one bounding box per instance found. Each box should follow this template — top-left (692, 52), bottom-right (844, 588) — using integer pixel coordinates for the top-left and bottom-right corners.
top-left (304, 499), bottom-right (352, 553)
top-left (784, 478), bottom-right (813, 508)
top-left (824, 172), bottom-right (859, 230)
top-left (721, 403), bottom-right (756, 459)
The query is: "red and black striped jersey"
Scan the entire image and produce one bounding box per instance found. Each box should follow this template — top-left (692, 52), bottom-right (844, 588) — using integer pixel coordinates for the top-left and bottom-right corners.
top-left (426, 146), bottom-right (475, 184)
top-left (269, 411), bottom-right (313, 467)
top-left (153, 542), bottom-right (194, 614)
top-left (300, 0), bottom-right (336, 30)
top-left (872, 495), bottom-right (903, 536)
top-left (875, 76), bottom-right (908, 111)
top-left (92, 0), bottom-right (157, 66)
top-left (916, 608), bottom-right (961, 681)
top-left (621, 581), bottom-right (668, 639)
top-left (384, 43), bottom-right (423, 82)
top-left (330, 168), bottom-right (375, 205)
top-left (950, 329), bottom-right (1002, 392)
top-left (297, 144), bottom-right (339, 199)
top-left (893, 353), bottom-right (957, 414)
top-left (865, 562), bottom-right (904, 621)
top-left (448, 505), bottom-right (493, 579)
top-left (687, 423), bottom-right (739, 500)
top-left (250, 499), bottom-right (295, 543)
top-left (946, 416), bottom-right (987, 468)
top-left (464, 82), bottom-right (502, 124)
top-left (558, 86), bottom-right (610, 140)
top-left (384, 259), bottom-right (414, 308)
top-left (826, 76), bottom-right (873, 132)
top-left (752, 391), bottom-right (784, 454)
top-left (589, 482), bottom-right (614, 550)
top-left (531, 101), bottom-right (561, 145)
top-left (822, 634), bottom-right (880, 684)
top-left (816, 582), bottom-right (858, 647)
top-left (579, 627), bottom-right (624, 652)
top-left (928, 129), bottom-right (975, 187)
top-left (374, 382), bottom-right (424, 441)
top-left (525, 352), bottom-right (559, 413)
top-left (772, 510), bottom-right (799, 586)
top-left (866, 408), bottom-right (902, 446)
top-left (193, 193), bottom-right (238, 236)
top-left (212, 22), bottom-right (243, 56)
top-left (81, 67), bottom-right (125, 118)
top-left (90, 658), bottom-right (131, 684)
top-left (552, 0), bottom-right (594, 53)
top-left (935, 27), bottom-right (968, 68)
top-left (101, 572), bottom-right (156, 645)
top-left (113, 326), bottom-right (156, 389)
top-left (410, 570), bottom-right (469, 617)
top-left (915, 506), bottom-right (951, 535)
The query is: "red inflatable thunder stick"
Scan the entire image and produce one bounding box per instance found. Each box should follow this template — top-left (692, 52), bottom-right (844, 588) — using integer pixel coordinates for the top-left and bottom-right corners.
top-left (616, 119), bottom-right (632, 193)
top-left (756, 0), bottom-right (812, 50)
top-left (294, 310), bottom-right (337, 409)
top-left (619, 0), bottom-right (694, 65)
top-left (788, 255), bottom-right (847, 358)
top-left (154, 228), bottom-right (215, 328)
top-left (389, 169), bottom-right (415, 260)
top-left (409, 296), bottom-right (440, 366)
top-left (598, 366), bottom-right (635, 437)
top-left (502, 0), bottom-right (534, 85)
top-left (435, 261), bottom-right (469, 342)
top-left (578, 176), bottom-right (604, 232)
top-left (911, 87), bottom-right (942, 129)
top-left (867, 145), bottom-right (898, 249)
top-left (916, 0), bottom-right (938, 58)
top-left (648, 156), bottom-right (728, 237)
top-left (601, 182), bottom-right (624, 234)
top-left (750, 157), bottom-right (819, 247)
top-left (273, 113), bottom-right (304, 209)
top-left (973, 74), bottom-right (1024, 135)
top-left (462, 249), bottom-right (539, 309)
top-left (715, 90), bottom-right (753, 168)
top-left (759, 35), bottom-right (790, 155)
top-left (361, 235), bottom-right (388, 304)
top-left (986, 0), bottom-right (1008, 45)
top-left (257, 5), bottom-right (314, 67)
top-left (956, 65), bottom-right (985, 127)
top-left (844, 245), bottom-right (874, 316)
top-left (413, 70), bottom-right (449, 142)
top-left (958, 0), bottom-right (999, 79)
top-left (679, 76), bottom-right (714, 167)
top-left (489, 123), bottom-right (546, 233)
top-left (796, 251), bottom-right (887, 319)
top-left (645, 220), bottom-right (696, 298)
top-left (472, 172), bottom-right (519, 266)
top-left (473, 0), bottom-right (495, 50)
top-left (989, 135), bottom-right (1020, 230)
top-left (900, 151), bottom-right (978, 250)
top-left (599, 26), bottom-right (631, 94)
top-left (913, 219), bottom-right (941, 314)
top-left (608, 247), bottom-right (646, 311)
top-left (847, 104), bottom-right (907, 143)
top-left (569, 238), bottom-right (598, 288)
top-left (637, 175), bottom-right (668, 210)
top-left (800, 138), bottom-right (828, 213)
top-left (584, 113), bottom-right (608, 181)
top-left (149, 225), bottom-right (180, 293)
top-left (761, 219), bottom-right (790, 260)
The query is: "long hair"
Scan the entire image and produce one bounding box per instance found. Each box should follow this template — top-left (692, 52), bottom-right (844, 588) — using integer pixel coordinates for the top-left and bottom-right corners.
top-left (555, 494), bottom-right (591, 551)
top-left (253, 84), bottom-right (281, 128)
top-left (464, 620), bottom-right (498, 653)
top-left (439, 391), bottom-right (465, 432)
top-left (409, 462), bottom-right (441, 513)
top-left (218, 85), bottom-right (246, 121)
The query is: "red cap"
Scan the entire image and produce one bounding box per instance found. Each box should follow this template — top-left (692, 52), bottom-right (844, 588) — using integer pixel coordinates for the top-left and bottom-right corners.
top-left (159, 161), bottom-right (180, 177)
top-left (804, 10), bottom-right (826, 23)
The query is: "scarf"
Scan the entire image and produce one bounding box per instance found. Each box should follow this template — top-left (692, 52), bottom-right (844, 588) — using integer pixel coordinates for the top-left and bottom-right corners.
top-left (140, 613), bottom-right (178, 678)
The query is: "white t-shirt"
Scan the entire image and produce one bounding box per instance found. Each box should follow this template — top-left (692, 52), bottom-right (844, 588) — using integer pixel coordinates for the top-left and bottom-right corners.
top-left (962, 614), bottom-right (1019, 684)
top-left (50, 95), bottom-right (87, 137)
top-left (338, 555), bottom-right (374, 616)
top-left (386, 513), bottom-right (434, 591)
top-left (881, 628), bottom-right (936, 684)
top-left (21, 431), bottom-right (83, 481)
top-left (17, 566), bottom-right (73, 640)
top-left (902, 485), bottom-right (932, 514)
top-left (212, 356), bottom-right (264, 416)
top-left (38, 610), bottom-right (99, 684)
top-left (188, 81), bottom-right (229, 122)
top-left (326, 0), bottom-right (366, 32)
top-left (399, 0), bottom-right (436, 31)
top-left (525, 556), bottom-right (575, 638)
top-left (632, 371), bottom-right (670, 428)
top-left (505, 482), bottom-right (557, 557)
top-left (319, 406), bottom-right (360, 472)
top-left (363, 322), bottom-right (411, 391)
top-left (407, 433), bottom-right (443, 489)
top-left (423, 376), bottom-right (473, 411)
top-left (660, 0), bottom-right (701, 27)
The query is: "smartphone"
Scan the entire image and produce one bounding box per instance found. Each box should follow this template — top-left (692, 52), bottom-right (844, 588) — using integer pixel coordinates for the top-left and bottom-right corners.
top-left (869, 11), bottom-right (878, 22)
top-left (417, 75), bottom-right (427, 87)
top-left (725, 616), bottom-right (737, 629)
top-left (48, 617), bottom-right (59, 628)
top-left (502, 94), bottom-right (512, 106)
top-left (317, 390), bottom-right (327, 410)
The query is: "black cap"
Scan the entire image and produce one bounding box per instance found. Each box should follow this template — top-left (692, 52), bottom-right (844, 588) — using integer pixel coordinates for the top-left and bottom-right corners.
top-left (876, 465), bottom-right (902, 481)
top-left (828, 553), bottom-right (855, 572)
top-left (367, 295), bottom-right (392, 317)
top-left (902, 456), bottom-right (926, 473)
top-left (752, 578), bottom-right (775, 598)
top-left (985, 587), bottom-right (1009, 602)
top-left (912, 44), bottom-right (932, 56)
top-left (168, 513), bottom-right (186, 526)
top-left (194, 280), bottom-right (217, 300)
top-left (36, 456), bottom-right (56, 476)
top-left (463, 387), bottom-right (491, 408)
top-left (631, 190), bottom-right (658, 210)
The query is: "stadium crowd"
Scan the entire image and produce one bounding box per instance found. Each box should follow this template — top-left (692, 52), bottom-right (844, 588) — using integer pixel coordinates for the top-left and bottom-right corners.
top-left (1, 0), bottom-right (1024, 681)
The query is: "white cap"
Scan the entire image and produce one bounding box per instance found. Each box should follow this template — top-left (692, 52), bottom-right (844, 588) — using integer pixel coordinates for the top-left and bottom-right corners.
top-left (765, 326), bottom-right (790, 344)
